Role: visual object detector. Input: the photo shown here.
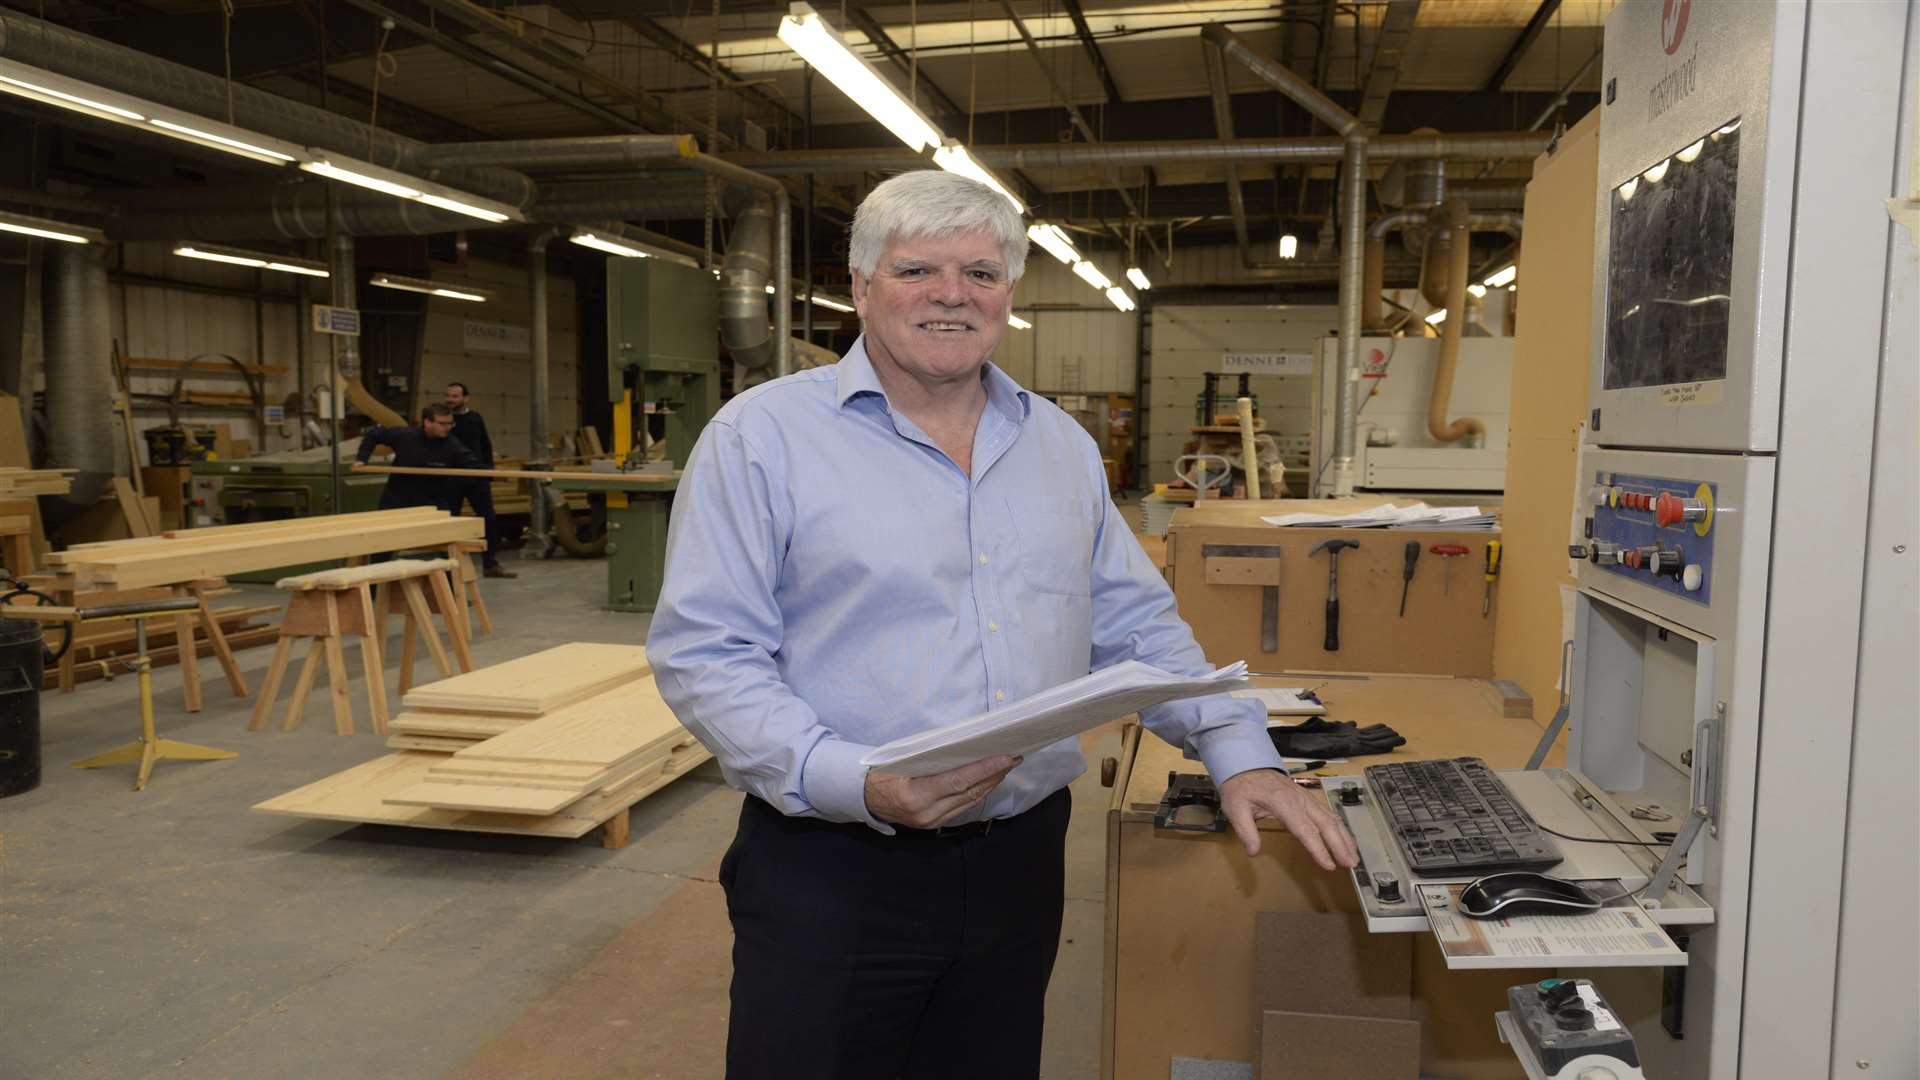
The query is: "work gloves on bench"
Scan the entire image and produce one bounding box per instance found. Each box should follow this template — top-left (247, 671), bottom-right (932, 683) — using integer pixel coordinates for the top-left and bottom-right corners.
top-left (1268, 718), bottom-right (1407, 759)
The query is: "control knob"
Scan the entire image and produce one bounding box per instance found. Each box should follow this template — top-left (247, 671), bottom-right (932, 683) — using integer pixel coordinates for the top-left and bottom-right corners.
top-left (1682, 564), bottom-right (1704, 592)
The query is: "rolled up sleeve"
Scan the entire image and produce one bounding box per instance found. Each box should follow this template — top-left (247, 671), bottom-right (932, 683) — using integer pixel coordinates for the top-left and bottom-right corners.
top-left (647, 420), bottom-right (892, 831)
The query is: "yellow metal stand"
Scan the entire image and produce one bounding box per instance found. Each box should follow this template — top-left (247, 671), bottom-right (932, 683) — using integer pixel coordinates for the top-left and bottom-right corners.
top-left (68, 606), bottom-right (236, 791)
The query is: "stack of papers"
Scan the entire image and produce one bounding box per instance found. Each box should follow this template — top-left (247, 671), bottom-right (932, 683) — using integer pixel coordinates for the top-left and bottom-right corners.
top-left (861, 662), bottom-right (1250, 777)
top-left (1261, 501), bottom-right (1497, 530)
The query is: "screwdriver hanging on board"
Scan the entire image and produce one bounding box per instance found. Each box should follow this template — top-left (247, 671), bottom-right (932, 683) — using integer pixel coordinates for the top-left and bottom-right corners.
top-left (1482, 540), bottom-right (1503, 617)
top-left (1430, 544), bottom-right (1469, 594)
top-left (1398, 541), bottom-right (1420, 616)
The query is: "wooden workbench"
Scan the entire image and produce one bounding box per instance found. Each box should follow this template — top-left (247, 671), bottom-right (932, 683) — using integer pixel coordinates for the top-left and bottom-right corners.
top-left (1101, 675), bottom-right (1563, 1080)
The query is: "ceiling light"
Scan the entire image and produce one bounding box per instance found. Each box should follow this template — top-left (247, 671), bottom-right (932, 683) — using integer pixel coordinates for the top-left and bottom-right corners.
top-left (1027, 223), bottom-right (1079, 265)
top-left (1104, 286), bottom-right (1135, 313)
top-left (1125, 267), bottom-right (1151, 290)
top-left (0, 209), bottom-right (104, 245)
top-left (1424, 308), bottom-right (1448, 325)
top-left (1715, 119), bottom-right (1741, 137)
top-left (300, 156), bottom-right (523, 224)
top-left (810, 294), bottom-right (856, 312)
top-left (1617, 176), bottom-right (1640, 203)
top-left (1642, 158), bottom-right (1671, 184)
top-left (173, 243), bottom-right (329, 277)
top-left (1674, 138), bottom-right (1707, 164)
top-left (778, 4), bottom-right (944, 153)
top-left (1072, 260), bottom-right (1111, 291)
top-left (1483, 264), bottom-right (1518, 288)
top-left (1008, 313), bottom-right (1032, 329)
top-left (301, 160), bottom-right (420, 200)
top-left (570, 229), bottom-right (648, 257)
top-left (932, 141), bottom-right (1023, 212)
top-left (0, 59), bottom-right (306, 166)
top-left (1278, 233), bottom-right (1299, 260)
top-left (368, 272), bottom-right (492, 303)
top-left (1467, 283), bottom-right (1487, 298)
top-left (414, 193), bottom-right (511, 224)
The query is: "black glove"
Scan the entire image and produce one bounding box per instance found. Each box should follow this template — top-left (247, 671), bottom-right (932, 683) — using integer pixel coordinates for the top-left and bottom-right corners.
top-left (1268, 717), bottom-right (1406, 759)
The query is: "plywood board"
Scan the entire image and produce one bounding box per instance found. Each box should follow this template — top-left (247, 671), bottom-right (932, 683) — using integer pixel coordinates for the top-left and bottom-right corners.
top-left (388, 711), bottom-right (529, 739)
top-left (385, 779), bottom-right (591, 815)
top-left (63, 517), bottom-right (483, 589)
top-left (444, 677), bottom-right (677, 766)
top-left (399, 643), bottom-right (651, 716)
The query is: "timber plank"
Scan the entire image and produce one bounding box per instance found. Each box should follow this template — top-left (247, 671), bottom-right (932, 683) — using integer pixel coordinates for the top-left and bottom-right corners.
top-left (388, 711), bottom-right (528, 739)
top-left (446, 678), bottom-right (680, 767)
top-left (398, 643), bottom-right (650, 717)
top-left (72, 519), bottom-right (484, 589)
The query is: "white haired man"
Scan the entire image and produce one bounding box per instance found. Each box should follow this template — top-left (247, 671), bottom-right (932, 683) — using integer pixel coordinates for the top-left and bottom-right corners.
top-left (647, 170), bottom-right (1357, 1079)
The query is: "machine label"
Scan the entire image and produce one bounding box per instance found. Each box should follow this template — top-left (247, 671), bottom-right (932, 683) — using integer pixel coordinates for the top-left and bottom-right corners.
top-left (1656, 380), bottom-right (1724, 407)
top-left (311, 304), bottom-right (360, 336)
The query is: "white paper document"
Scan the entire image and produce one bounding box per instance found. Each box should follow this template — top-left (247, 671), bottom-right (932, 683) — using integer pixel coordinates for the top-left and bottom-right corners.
top-left (1421, 883), bottom-right (1687, 969)
top-left (1260, 501), bottom-right (1497, 531)
top-left (860, 661), bottom-right (1250, 778)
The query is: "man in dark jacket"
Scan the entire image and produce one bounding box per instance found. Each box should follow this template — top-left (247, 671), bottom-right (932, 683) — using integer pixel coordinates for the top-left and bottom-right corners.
top-left (351, 403), bottom-right (477, 509)
top-left (443, 381), bottom-right (515, 579)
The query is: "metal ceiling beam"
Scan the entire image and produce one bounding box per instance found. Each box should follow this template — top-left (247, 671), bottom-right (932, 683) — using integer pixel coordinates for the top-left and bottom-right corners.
top-left (1357, 0), bottom-right (1420, 132)
top-left (623, 16), bottom-right (803, 132)
top-left (1484, 0), bottom-right (1562, 92)
top-left (1059, 0), bottom-right (1122, 105)
top-left (843, 8), bottom-right (970, 130)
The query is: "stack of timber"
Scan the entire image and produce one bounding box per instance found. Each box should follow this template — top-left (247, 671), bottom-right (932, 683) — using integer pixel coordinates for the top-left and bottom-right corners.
top-left (43, 507), bottom-right (484, 590)
top-left (254, 644), bottom-right (712, 846)
top-left (0, 468), bottom-right (75, 497)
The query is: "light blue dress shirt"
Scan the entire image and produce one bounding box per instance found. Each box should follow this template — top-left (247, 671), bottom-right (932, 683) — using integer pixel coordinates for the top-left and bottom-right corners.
top-left (646, 336), bottom-right (1284, 832)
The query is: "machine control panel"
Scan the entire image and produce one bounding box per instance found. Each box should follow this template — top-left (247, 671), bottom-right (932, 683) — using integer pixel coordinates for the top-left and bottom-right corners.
top-left (1570, 471), bottom-right (1717, 604)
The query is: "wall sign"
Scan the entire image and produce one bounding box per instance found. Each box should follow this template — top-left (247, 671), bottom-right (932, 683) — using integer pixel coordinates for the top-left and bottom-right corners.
top-left (463, 320), bottom-right (531, 356)
top-left (311, 304), bottom-right (360, 336)
top-left (1221, 351), bottom-right (1311, 375)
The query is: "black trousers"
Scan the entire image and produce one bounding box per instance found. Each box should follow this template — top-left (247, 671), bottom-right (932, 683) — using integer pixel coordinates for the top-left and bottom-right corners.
top-left (721, 787), bottom-right (1071, 1080)
top-left (444, 477), bottom-right (499, 565)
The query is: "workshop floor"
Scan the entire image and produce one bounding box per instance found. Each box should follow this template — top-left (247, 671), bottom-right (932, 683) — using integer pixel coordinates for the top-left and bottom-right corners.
top-left (3, 549), bottom-right (1127, 1080)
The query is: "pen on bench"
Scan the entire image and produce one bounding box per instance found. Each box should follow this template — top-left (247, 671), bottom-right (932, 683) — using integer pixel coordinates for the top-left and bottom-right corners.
top-left (1285, 760), bottom-right (1327, 774)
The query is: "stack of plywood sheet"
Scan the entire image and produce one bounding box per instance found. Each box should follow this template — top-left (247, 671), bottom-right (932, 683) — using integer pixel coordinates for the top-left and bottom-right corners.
top-left (254, 643), bottom-right (712, 846)
top-left (43, 507), bottom-right (483, 590)
top-left (0, 467), bottom-right (76, 497)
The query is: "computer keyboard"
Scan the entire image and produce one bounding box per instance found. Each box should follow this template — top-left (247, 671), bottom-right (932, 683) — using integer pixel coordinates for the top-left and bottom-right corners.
top-left (1365, 757), bottom-right (1565, 876)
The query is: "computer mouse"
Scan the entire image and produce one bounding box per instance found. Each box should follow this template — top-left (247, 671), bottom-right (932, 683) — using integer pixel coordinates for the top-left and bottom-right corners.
top-left (1458, 872), bottom-right (1604, 919)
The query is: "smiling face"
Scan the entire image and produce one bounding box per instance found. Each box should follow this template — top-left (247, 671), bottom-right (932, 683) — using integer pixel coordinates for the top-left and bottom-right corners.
top-left (852, 229), bottom-right (1012, 389)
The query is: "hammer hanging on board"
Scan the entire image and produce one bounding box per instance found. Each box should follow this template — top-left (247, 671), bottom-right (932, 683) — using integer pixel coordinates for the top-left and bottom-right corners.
top-left (1309, 538), bottom-right (1360, 651)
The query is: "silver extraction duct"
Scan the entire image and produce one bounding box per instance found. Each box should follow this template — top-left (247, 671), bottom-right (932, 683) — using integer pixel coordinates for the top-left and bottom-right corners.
top-left (41, 242), bottom-right (113, 512)
top-left (721, 193), bottom-right (777, 374)
top-left (527, 229), bottom-right (556, 549)
top-left (0, 9), bottom-right (535, 209)
top-left (413, 136), bottom-right (695, 172)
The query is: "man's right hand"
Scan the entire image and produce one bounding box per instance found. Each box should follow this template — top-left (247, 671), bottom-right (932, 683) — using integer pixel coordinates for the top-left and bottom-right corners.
top-left (349, 462), bottom-right (366, 472)
top-left (864, 755), bottom-right (1022, 829)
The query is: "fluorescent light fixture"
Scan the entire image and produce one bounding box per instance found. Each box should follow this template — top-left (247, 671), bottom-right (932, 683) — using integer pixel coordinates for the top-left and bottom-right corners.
top-left (810, 294), bottom-right (856, 312)
top-left (1467, 283), bottom-right (1487, 298)
top-left (778, 4), bottom-right (944, 153)
top-left (0, 209), bottom-right (103, 245)
top-left (1278, 233), bottom-right (1299, 259)
top-left (1104, 286), bottom-right (1136, 313)
top-left (570, 229), bottom-right (649, 257)
top-left (1072, 260), bottom-right (1111, 291)
top-left (368, 272), bottom-right (493, 303)
top-left (149, 118), bottom-right (295, 163)
top-left (932, 141), bottom-right (1023, 212)
top-left (415, 193), bottom-right (512, 224)
top-left (1027, 223), bottom-right (1079, 265)
top-left (173, 244), bottom-right (329, 277)
top-left (1642, 158), bottom-right (1671, 184)
top-left (1424, 308), bottom-right (1448, 325)
top-left (1618, 176), bottom-right (1640, 202)
top-left (1007, 313), bottom-right (1032, 329)
top-left (1125, 267), bottom-right (1151, 290)
top-left (1674, 138), bottom-right (1707, 164)
top-left (0, 59), bottom-right (307, 166)
top-left (301, 156), bottom-right (523, 224)
top-left (1482, 264), bottom-right (1518, 288)
top-left (301, 160), bottom-right (420, 199)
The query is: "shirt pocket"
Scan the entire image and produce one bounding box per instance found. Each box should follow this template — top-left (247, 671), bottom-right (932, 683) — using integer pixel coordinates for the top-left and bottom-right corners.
top-left (1008, 496), bottom-right (1097, 598)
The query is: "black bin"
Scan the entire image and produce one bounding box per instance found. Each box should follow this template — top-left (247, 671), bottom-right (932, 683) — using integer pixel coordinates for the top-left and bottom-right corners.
top-left (0, 617), bottom-right (46, 798)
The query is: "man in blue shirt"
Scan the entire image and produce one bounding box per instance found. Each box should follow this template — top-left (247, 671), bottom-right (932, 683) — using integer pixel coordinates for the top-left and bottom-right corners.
top-left (647, 170), bottom-right (1357, 1080)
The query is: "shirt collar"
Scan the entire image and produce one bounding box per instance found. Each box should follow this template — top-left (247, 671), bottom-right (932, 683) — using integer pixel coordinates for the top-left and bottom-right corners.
top-left (835, 335), bottom-right (1030, 424)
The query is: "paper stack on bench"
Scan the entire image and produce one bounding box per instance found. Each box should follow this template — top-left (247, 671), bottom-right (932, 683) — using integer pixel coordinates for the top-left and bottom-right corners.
top-left (254, 643), bottom-right (713, 841)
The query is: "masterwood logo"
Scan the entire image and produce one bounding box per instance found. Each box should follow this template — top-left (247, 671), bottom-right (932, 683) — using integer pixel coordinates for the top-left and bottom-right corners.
top-left (1661, 0), bottom-right (1693, 55)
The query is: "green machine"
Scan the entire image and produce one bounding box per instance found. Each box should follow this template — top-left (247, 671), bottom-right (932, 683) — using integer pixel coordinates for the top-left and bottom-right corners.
top-left (186, 455), bottom-right (388, 582)
top-left (552, 257), bottom-right (720, 612)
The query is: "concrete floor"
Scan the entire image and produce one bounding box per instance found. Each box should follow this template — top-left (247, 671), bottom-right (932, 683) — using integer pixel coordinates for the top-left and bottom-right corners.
top-left (2, 554), bottom-right (1116, 1080)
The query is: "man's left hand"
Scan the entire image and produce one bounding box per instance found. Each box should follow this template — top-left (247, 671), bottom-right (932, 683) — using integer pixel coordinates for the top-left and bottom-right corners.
top-left (1218, 769), bottom-right (1359, 871)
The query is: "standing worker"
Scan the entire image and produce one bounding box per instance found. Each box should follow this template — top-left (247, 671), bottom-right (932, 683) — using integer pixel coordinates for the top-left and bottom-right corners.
top-left (647, 171), bottom-right (1357, 1080)
top-left (443, 381), bottom-right (516, 579)
top-left (350, 403), bottom-right (477, 509)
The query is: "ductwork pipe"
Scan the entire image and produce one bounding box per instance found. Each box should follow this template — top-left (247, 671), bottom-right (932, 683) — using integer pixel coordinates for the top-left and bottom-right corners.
top-left (526, 229), bottom-right (556, 551)
top-left (1366, 208), bottom-right (1524, 333)
top-left (721, 193), bottom-right (776, 372)
top-left (42, 242), bottom-right (113, 513)
top-left (414, 136), bottom-right (696, 171)
top-left (1424, 200), bottom-right (1486, 445)
top-left (683, 154), bottom-right (790, 378)
top-left (0, 9), bottom-right (535, 209)
top-left (330, 235), bottom-right (360, 380)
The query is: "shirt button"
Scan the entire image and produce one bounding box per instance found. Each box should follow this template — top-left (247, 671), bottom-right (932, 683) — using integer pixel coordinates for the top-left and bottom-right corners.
top-left (996, 691), bottom-right (1006, 701)
top-left (978, 553), bottom-right (989, 566)
top-left (988, 622), bottom-right (999, 633)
